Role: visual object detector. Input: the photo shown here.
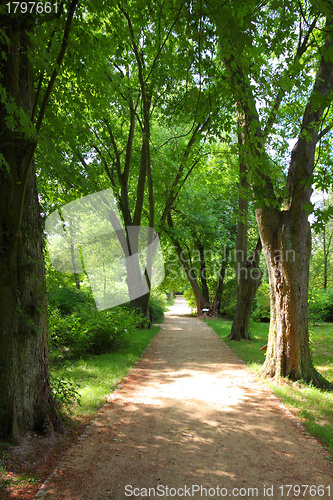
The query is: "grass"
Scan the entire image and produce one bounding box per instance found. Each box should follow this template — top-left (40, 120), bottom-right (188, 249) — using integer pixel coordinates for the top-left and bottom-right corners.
top-left (51, 325), bottom-right (160, 420)
top-left (206, 318), bottom-right (333, 456)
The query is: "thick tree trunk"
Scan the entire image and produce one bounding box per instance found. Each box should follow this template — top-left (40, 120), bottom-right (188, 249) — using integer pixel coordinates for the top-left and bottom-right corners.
top-left (0, 17), bottom-right (60, 439)
top-left (130, 292), bottom-right (150, 324)
top-left (257, 24), bottom-right (333, 388)
top-left (0, 166), bottom-right (60, 439)
top-left (257, 206), bottom-right (329, 387)
top-left (217, 8), bottom-right (333, 386)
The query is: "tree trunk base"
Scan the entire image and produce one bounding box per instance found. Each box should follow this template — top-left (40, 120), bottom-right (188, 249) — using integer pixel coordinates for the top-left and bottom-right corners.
top-left (260, 363), bottom-right (333, 391)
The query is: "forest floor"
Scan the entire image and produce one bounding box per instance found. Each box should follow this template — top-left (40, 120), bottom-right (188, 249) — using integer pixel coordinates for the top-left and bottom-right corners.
top-left (4, 297), bottom-right (333, 500)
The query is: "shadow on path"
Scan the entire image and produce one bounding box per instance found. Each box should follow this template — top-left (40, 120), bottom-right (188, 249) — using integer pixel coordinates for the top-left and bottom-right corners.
top-left (35, 297), bottom-right (333, 499)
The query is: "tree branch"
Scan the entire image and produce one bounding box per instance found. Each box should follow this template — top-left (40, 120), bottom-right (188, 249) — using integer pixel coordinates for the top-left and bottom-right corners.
top-left (316, 120), bottom-right (333, 143)
top-left (16, 0), bottom-right (78, 234)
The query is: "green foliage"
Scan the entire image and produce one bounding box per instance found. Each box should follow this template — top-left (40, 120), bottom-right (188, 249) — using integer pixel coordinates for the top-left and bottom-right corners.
top-left (49, 306), bottom-right (145, 358)
top-left (183, 288), bottom-right (196, 311)
top-left (219, 279), bottom-right (237, 319)
top-left (252, 282), bottom-right (270, 322)
top-left (50, 375), bottom-right (81, 413)
top-left (308, 288), bottom-right (333, 323)
top-left (148, 295), bottom-right (166, 324)
top-left (250, 284), bottom-right (333, 324)
top-left (47, 283), bottom-right (95, 316)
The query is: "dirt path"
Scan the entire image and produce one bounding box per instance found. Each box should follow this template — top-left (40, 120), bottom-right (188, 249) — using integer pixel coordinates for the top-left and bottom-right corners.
top-left (35, 297), bottom-right (333, 499)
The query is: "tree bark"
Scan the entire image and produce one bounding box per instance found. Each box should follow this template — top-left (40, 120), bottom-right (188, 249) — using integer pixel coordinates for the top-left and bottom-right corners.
top-left (0, 9), bottom-right (80, 437)
top-left (258, 27), bottom-right (333, 387)
top-left (229, 238), bottom-right (262, 341)
top-left (217, 11), bottom-right (333, 386)
top-left (0, 166), bottom-right (60, 439)
top-left (257, 206), bottom-right (329, 385)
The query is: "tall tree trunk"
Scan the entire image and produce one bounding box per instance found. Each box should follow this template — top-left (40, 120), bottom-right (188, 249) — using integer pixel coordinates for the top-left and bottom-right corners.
top-left (0, 15), bottom-right (71, 438)
top-left (217, 11), bottom-right (333, 386)
top-left (257, 205), bottom-right (329, 386)
top-left (258, 23), bottom-right (333, 387)
top-left (0, 167), bottom-right (60, 439)
top-left (229, 238), bottom-right (262, 341)
top-left (130, 293), bottom-right (150, 323)
top-left (229, 114), bottom-right (262, 340)
top-left (212, 262), bottom-right (227, 316)
top-left (197, 241), bottom-right (210, 304)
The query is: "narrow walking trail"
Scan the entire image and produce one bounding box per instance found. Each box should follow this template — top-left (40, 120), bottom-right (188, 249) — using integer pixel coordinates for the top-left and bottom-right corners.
top-left (36, 297), bottom-right (333, 499)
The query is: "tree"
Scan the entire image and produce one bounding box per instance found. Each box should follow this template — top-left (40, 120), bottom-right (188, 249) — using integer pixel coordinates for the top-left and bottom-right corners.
top-left (0, 1), bottom-right (78, 439)
top-left (210, 0), bottom-right (333, 386)
top-left (38, 0), bottom-right (218, 318)
top-left (165, 150), bottom-right (238, 314)
top-left (310, 193), bottom-right (333, 289)
top-left (228, 128), bottom-right (262, 340)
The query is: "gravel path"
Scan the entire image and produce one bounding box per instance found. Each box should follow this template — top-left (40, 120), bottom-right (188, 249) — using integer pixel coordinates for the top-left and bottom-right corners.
top-left (35, 297), bottom-right (333, 499)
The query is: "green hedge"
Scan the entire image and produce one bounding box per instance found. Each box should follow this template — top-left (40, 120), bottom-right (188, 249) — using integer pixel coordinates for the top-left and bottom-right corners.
top-left (49, 306), bottom-right (145, 357)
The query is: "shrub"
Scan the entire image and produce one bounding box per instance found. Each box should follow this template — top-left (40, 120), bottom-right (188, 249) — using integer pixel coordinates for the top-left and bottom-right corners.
top-left (50, 375), bottom-right (81, 413)
top-left (252, 282), bottom-right (270, 322)
top-left (308, 288), bottom-right (333, 323)
top-left (149, 294), bottom-right (167, 323)
top-left (47, 283), bottom-right (95, 316)
top-left (323, 289), bottom-right (333, 322)
top-left (49, 306), bottom-right (145, 357)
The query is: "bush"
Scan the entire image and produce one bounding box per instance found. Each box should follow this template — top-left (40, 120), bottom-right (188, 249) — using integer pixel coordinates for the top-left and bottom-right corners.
top-left (50, 375), bottom-right (81, 413)
top-left (308, 288), bottom-right (333, 323)
top-left (47, 283), bottom-right (95, 316)
top-left (49, 306), bottom-right (145, 357)
top-left (219, 279), bottom-right (237, 319)
top-left (250, 286), bottom-right (333, 324)
top-left (252, 282), bottom-right (270, 322)
top-left (149, 296), bottom-right (165, 324)
top-left (324, 289), bottom-right (333, 322)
